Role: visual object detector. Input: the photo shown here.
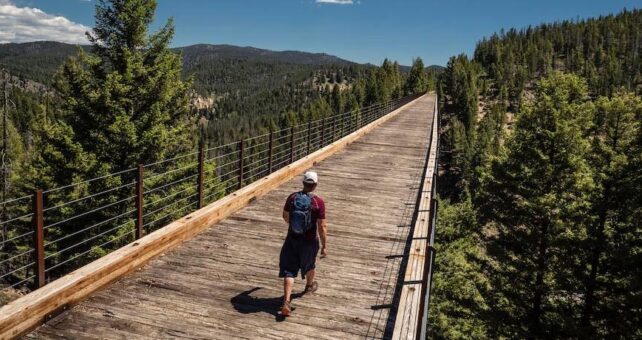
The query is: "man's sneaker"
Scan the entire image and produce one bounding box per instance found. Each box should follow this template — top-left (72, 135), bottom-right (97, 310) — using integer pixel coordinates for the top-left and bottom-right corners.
top-left (281, 300), bottom-right (292, 317)
top-left (304, 281), bottom-right (318, 294)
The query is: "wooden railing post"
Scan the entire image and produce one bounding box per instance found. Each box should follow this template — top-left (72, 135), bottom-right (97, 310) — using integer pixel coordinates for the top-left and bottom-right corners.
top-left (135, 164), bottom-right (144, 239)
top-left (289, 127), bottom-right (295, 164)
top-left (268, 130), bottom-right (274, 174)
top-left (197, 144), bottom-right (205, 209)
top-left (320, 118), bottom-right (326, 148)
top-left (307, 120), bottom-right (312, 155)
top-left (238, 139), bottom-right (244, 190)
top-left (32, 189), bottom-right (45, 289)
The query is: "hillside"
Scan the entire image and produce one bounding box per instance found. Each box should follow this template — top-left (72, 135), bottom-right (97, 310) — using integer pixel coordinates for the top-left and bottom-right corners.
top-left (0, 41), bottom-right (355, 89)
top-left (432, 8), bottom-right (642, 339)
top-left (0, 41), bottom-right (372, 140)
top-left (179, 44), bottom-right (354, 66)
top-left (0, 42), bottom-right (86, 85)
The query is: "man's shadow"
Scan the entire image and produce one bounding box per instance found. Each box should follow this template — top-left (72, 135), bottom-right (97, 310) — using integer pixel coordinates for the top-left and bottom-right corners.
top-left (230, 287), bottom-right (303, 322)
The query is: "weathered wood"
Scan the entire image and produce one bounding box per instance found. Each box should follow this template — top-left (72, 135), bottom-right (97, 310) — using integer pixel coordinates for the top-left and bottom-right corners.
top-left (2, 95), bottom-right (432, 340)
top-left (391, 97), bottom-right (439, 340)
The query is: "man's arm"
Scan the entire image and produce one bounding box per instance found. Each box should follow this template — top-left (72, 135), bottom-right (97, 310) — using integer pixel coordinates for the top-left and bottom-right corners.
top-left (318, 218), bottom-right (327, 258)
top-left (283, 194), bottom-right (292, 223)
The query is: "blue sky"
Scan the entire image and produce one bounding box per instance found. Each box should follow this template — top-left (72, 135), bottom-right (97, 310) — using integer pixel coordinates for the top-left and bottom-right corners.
top-left (1, 0), bottom-right (641, 66)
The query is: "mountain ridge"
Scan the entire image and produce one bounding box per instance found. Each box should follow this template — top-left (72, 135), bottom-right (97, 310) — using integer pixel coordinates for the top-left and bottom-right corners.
top-left (0, 41), bottom-right (364, 89)
top-left (178, 43), bottom-right (355, 65)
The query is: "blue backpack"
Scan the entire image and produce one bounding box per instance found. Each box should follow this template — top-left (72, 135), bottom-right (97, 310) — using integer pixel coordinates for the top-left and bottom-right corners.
top-left (289, 192), bottom-right (314, 235)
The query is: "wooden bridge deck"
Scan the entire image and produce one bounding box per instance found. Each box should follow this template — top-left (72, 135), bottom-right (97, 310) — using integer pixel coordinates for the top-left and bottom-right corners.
top-left (28, 95), bottom-right (435, 340)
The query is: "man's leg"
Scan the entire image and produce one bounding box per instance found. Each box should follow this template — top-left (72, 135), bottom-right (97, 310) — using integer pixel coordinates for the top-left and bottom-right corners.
top-left (305, 269), bottom-right (315, 286)
top-left (281, 276), bottom-right (295, 316)
top-left (302, 240), bottom-right (320, 294)
top-left (283, 277), bottom-right (294, 302)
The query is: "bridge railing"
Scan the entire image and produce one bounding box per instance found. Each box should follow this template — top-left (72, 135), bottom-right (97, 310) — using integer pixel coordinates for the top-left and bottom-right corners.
top-left (0, 93), bottom-right (423, 297)
top-left (391, 96), bottom-right (439, 340)
top-left (416, 97), bottom-right (440, 340)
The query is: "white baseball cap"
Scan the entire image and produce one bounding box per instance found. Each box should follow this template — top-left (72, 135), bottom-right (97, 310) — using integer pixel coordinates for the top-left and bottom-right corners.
top-left (303, 171), bottom-right (318, 184)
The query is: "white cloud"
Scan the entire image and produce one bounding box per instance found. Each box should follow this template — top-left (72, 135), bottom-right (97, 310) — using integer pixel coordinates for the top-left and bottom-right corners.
top-left (316, 0), bottom-right (354, 4)
top-left (0, 1), bottom-right (90, 44)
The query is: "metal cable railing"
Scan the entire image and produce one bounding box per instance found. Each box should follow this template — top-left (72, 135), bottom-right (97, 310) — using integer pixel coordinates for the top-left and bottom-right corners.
top-left (0, 93), bottom-right (423, 293)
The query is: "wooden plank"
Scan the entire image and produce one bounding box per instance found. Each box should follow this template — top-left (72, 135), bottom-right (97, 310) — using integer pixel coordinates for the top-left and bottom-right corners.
top-left (0, 95), bottom-right (429, 340)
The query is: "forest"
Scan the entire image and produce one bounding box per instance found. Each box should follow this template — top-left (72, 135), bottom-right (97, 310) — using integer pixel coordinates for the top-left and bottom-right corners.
top-left (0, 0), bottom-right (435, 303)
top-left (431, 8), bottom-right (642, 339)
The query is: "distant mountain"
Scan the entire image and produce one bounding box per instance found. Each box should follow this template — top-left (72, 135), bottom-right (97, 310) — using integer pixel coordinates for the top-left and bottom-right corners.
top-left (426, 65), bottom-right (445, 72)
top-left (0, 41), bottom-right (88, 85)
top-left (397, 64), bottom-right (445, 73)
top-left (0, 41), bottom-right (356, 86)
top-left (179, 44), bottom-right (355, 66)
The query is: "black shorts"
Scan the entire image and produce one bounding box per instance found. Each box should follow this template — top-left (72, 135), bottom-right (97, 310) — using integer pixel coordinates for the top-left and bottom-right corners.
top-left (278, 236), bottom-right (319, 279)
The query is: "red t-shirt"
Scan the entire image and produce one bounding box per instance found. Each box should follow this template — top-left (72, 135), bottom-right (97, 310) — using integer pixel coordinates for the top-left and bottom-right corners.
top-left (283, 192), bottom-right (325, 240)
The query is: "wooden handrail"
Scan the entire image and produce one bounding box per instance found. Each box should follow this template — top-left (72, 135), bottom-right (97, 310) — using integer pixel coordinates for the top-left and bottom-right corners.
top-left (391, 95), bottom-right (439, 340)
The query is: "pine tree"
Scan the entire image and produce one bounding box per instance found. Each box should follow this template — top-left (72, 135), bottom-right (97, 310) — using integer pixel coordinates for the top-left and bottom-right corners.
top-left (430, 197), bottom-right (491, 339)
top-left (52, 0), bottom-right (194, 176)
top-left (581, 91), bottom-right (642, 337)
top-left (479, 73), bottom-right (595, 337)
top-left (364, 69), bottom-right (381, 105)
top-left (440, 54), bottom-right (482, 197)
top-left (404, 57), bottom-right (428, 95)
top-left (19, 0), bottom-right (197, 275)
top-left (331, 84), bottom-right (343, 114)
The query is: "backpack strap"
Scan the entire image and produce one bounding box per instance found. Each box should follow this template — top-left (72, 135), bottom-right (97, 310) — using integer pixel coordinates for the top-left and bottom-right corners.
top-left (308, 193), bottom-right (319, 209)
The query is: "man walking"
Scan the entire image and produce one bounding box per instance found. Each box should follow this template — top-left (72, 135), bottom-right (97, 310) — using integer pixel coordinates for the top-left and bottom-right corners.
top-left (279, 171), bottom-right (327, 317)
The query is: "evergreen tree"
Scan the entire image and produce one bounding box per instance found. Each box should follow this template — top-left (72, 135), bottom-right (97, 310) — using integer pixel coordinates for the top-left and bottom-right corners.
top-left (440, 54), bottom-right (482, 197)
top-left (404, 57), bottom-right (428, 95)
top-left (76, 0), bottom-right (193, 170)
top-left (430, 197), bottom-right (491, 339)
top-left (479, 73), bottom-right (595, 337)
top-left (364, 69), bottom-right (381, 105)
top-left (581, 91), bottom-right (642, 337)
top-left (331, 84), bottom-right (343, 114)
top-left (433, 9), bottom-right (642, 338)
top-left (19, 0), bottom-right (197, 275)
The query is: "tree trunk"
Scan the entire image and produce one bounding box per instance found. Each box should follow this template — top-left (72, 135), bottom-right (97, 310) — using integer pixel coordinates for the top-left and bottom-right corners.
top-left (581, 202), bottom-right (608, 328)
